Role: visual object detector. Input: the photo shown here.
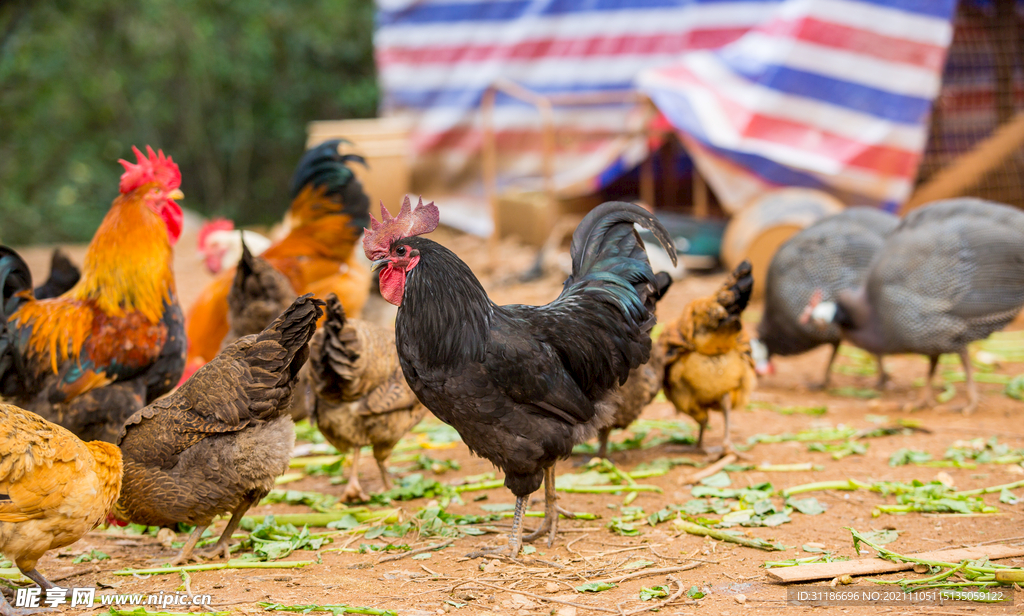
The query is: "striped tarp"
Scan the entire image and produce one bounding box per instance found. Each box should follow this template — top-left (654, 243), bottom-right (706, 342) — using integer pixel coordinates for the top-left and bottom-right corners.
top-left (639, 0), bottom-right (958, 211)
top-left (376, 0), bottom-right (957, 218)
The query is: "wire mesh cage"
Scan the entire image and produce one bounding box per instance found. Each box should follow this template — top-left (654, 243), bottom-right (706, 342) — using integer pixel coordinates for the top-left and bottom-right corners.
top-left (916, 0), bottom-right (1024, 207)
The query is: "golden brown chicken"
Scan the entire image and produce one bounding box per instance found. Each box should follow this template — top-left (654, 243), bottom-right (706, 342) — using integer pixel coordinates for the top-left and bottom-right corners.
top-left (113, 295), bottom-right (323, 565)
top-left (306, 294), bottom-right (426, 502)
top-left (0, 404), bottom-right (122, 615)
top-left (595, 272), bottom-right (672, 458)
top-left (660, 261), bottom-right (755, 452)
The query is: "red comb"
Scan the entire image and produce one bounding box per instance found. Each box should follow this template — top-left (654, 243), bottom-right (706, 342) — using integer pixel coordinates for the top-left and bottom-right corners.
top-left (198, 218), bottom-right (235, 249)
top-left (363, 196), bottom-right (440, 259)
top-left (118, 145), bottom-right (181, 195)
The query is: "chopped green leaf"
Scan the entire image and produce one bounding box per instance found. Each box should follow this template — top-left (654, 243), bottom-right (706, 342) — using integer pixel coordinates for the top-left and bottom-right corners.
top-left (640, 585), bottom-right (669, 601)
top-left (576, 582), bottom-right (617, 593)
top-left (700, 471), bottom-right (731, 488)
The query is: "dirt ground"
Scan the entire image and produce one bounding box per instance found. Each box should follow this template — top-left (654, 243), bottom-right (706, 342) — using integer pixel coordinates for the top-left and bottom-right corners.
top-left (9, 224), bottom-right (1024, 616)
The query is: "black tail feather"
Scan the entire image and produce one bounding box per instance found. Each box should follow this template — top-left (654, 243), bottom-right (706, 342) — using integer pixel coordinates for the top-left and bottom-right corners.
top-left (34, 249), bottom-right (80, 300)
top-left (289, 139), bottom-right (370, 229)
top-left (0, 246), bottom-right (32, 319)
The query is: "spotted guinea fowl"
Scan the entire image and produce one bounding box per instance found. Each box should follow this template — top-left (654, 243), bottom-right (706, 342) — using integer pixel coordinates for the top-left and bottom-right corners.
top-left (307, 294), bottom-right (426, 502)
top-left (114, 294), bottom-right (323, 565)
top-left (365, 198), bottom-right (674, 557)
top-left (595, 271), bottom-right (672, 458)
top-left (803, 198), bottom-right (1024, 414)
top-left (753, 207), bottom-right (898, 388)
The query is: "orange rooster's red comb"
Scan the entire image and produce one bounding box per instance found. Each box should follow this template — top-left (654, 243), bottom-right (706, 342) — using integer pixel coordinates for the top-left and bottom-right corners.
top-left (363, 196), bottom-right (439, 259)
top-left (118, 145), bottom-right (182, 195)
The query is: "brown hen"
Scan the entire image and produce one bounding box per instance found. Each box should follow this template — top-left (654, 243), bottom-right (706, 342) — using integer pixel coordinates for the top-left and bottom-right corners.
top-left (222, 242), bottom-right (297, 350)
top-left (114, 295), bottom-right (323, 565)
top-left (0, 404), bottom-right (122, 616)
top-left (307, 294), bottom-right (426, 502)
top-left (660, 261), bottom-right (755, 452)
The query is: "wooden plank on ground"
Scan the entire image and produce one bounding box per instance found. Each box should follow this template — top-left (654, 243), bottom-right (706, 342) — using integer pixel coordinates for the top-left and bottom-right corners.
top-left (766, 544), bottom-right (1024, 583)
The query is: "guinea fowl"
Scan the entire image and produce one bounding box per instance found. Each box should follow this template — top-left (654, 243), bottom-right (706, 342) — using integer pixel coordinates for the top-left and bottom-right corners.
top-left (114, 295), bottom-right (323, 565)
top-left (595, 272), bottom-right (672, 458)
top-left (222, 242), bottom-right (296, 349)
top-left (365, 197), bottom-right (674, 556)
top-left (307, 294), bottom-right (426, 502)
top-left (803, 198), bottom-right (1024, 414)
top-left (754, 207), bottom-right (898, 388)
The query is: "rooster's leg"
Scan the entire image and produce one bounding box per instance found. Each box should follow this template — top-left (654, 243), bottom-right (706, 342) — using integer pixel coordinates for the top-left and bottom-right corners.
top-left (596, 428), bottom-right (611, 459)
top-left (167, 525), bottom-right (208, 566)
top-left (955, 349), bottom-right (979, 415)
top-left (21, 570), bottom-right (53, 591)
top-left (197, 498), bottom-right (253, 561)
top-left (721, 395), bottom-right (732, 449)
top-left (695, 422), bottom-right (706, 449)
top-left (875, 355), bottom-right (890, 390)
top-left (525, 466), bottom-right (570, 546)
top-left (908, 356), bottom-right (939, 410)
top-left (464, 494), bottom-right (527, 560)
top-left (342, 448), bottom-right (369, 502)
top-left (373, 443), bottom-right (394, 491)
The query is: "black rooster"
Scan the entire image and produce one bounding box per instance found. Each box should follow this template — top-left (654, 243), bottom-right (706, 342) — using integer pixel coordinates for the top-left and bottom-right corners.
top-left (364, 197), bottom-right (675, 556)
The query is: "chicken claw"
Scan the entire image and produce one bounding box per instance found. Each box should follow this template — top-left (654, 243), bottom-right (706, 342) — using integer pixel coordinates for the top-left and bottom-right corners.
top-left (341, 449), bottom-right (370, 503)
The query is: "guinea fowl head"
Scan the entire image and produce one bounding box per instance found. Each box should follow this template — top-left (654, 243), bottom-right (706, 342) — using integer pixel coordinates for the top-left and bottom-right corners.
top-left (799, 289), bottom-right (838, 328)
top-left (363, 196), bottom-right (440, 306)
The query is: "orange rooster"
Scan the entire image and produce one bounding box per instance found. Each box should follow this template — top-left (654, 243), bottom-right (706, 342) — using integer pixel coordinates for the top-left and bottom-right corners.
top-left (0, 403), bottom-right (123, 615)
top-left (183, 139), bottom-right (371, 378)
top-left (0, 146), bottom-right (186, 443)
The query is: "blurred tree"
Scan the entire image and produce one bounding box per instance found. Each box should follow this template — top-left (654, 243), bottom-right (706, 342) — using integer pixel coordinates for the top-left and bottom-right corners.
top-left (0, 0), bottom-right (378, 244)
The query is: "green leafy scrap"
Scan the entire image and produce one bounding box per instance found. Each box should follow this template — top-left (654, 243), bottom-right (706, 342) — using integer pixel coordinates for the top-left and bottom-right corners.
top-left (243, 516), bottom-right (332, 561)
top-left (73, 549), bottom-right (110, 564)
top-left (888, 449), bottom-right (933, 467)
top-left (639, 585), bottom-right (669, 601)
top-left (576, 582), bottom-right (617, 593)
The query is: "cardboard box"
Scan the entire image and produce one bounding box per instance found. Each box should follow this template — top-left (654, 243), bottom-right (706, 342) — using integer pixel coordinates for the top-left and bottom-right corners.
top-left (495, 190), bottom-right (602, 246)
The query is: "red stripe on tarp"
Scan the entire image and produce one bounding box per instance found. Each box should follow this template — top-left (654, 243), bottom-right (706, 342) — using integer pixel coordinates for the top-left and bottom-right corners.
top-left (759, 17), bottom-right (947, 71)
top-left (742, 114), bottom-right (920, 177)
top-left (411, 126), bottom-right (639, 153)
top-left (376, 29), bottom-right (749, 66)
top-left (647, 64), bottom-right (920, 177)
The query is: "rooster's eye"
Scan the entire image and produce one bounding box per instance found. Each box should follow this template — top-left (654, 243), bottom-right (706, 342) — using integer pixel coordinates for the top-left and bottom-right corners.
top-left (396, 246), bottom-right (407, 257)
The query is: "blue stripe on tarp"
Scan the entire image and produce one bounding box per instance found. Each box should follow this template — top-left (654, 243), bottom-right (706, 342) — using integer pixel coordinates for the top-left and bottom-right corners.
top-left (378, 0), bottom-right (952, 27)
top-left (718, 57), bottom-right (934, 125)
top-left (385, 81), bottom-right (637, 109)
top-left (852, 0), bottom-right (957, 19)
top-left (377, 0), bottom-right (774, 27)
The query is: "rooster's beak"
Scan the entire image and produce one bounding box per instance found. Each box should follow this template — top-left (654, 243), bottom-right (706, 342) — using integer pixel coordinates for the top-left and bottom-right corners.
top-left (371, 258), bottom-right (390, 273)
top-left (168, 189), bottom-right (184, 200)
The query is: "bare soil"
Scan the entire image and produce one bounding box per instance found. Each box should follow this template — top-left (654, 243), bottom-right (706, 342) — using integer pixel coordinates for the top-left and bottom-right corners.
top-left (10, 227), bottom-right (1024, 616)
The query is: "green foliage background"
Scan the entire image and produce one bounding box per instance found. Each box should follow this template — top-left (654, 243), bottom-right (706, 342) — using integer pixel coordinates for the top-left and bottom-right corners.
top-left (0, 0), bottom-right (378, 244)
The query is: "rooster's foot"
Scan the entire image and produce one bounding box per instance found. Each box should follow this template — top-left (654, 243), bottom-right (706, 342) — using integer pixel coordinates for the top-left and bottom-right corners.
top-left (463, 544), bottom-right (521, 562)
top-left (162, 552), bottom-right (204, 567)
top-left (196, 541), bottom-right (233, 562)
top-left (341, 481), bottom-right (370, 503)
